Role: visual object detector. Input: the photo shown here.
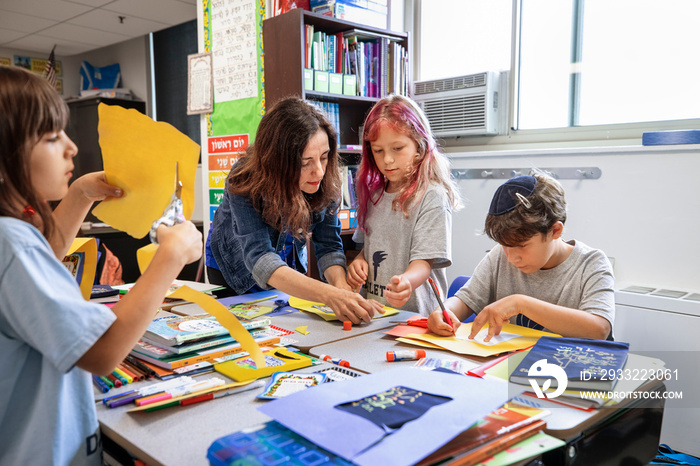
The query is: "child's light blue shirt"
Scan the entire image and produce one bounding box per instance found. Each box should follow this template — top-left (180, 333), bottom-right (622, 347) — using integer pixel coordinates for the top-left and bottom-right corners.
top-left (0, 217), bottom-right (116, 465)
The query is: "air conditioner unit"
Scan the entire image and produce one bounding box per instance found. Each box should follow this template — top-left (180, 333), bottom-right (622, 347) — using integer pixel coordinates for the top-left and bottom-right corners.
top-left (412, 71), bottom-right (506, 138)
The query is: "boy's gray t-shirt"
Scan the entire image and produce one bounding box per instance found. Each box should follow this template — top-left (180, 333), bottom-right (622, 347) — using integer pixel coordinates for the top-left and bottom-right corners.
top-left (455, 240), bottom-right (615, 335)
top-left (353, 184), bottom-right (452, 316)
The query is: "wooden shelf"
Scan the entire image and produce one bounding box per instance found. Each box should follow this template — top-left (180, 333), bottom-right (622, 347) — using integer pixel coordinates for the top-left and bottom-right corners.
top-left (263, 9), bottom-right (409, 279)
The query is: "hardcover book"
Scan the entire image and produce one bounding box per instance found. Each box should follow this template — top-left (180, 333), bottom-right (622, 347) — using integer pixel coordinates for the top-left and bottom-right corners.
top-left (144, 315), bottom-right (271, 347)
top-left (130, 334), bottom-right (281, 370)
top-left (509, 336), bottom-right (629, 391)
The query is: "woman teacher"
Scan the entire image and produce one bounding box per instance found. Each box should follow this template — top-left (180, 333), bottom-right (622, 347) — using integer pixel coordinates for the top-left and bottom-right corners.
top-left (206, 97), bottom-right (382, 323)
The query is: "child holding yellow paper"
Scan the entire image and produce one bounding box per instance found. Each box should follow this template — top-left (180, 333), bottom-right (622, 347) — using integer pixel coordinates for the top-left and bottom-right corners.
top-left (428, 172), bottom-right (614, 341)
top-left (0, 66), bottom-right (203, 465)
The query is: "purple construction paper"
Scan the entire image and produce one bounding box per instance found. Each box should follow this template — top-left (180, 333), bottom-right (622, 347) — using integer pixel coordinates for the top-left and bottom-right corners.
top-left (258, 367), bottom-right (510, 466)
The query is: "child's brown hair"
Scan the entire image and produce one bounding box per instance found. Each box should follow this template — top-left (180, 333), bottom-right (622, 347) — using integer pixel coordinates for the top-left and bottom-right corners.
top-left (484, 171), bottom-right (567, 247)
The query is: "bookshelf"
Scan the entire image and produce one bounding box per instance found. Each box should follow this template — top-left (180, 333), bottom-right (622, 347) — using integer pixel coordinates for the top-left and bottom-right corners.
top-left (262, 8), bottom-right (409, 149)
top-left (262, 8), bottom-right (410, 279)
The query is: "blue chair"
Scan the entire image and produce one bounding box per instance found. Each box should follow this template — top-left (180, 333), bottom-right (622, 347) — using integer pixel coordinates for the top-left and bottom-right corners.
top-left (447, 275), bottom-right (475, 323)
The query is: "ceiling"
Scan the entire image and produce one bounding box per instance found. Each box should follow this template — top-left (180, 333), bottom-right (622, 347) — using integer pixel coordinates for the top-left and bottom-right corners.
top-left (0, 0), bottom-right (197, 56)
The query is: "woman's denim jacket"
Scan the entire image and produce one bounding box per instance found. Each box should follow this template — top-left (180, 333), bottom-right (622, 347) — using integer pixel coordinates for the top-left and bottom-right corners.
top-left (209, 188), bottom-right (346, 294)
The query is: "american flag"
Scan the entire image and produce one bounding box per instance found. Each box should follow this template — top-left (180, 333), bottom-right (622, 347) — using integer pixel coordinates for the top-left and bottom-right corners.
top-left (43, 45), bottom-right (57, 88)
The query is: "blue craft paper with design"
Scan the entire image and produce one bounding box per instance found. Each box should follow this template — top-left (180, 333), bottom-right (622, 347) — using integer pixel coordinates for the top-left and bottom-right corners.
top-left (258, 367), bottom-right (510, 466)
top-left (335, 386), bottom-right (451, 432)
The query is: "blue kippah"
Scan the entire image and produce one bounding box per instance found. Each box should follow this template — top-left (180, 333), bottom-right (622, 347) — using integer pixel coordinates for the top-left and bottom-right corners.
top-left (489, 175), bottom-right (537, 216)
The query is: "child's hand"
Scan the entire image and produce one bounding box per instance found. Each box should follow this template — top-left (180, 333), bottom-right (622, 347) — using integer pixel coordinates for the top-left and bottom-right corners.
top-left (384, 274), bottom-right (412, 308)
top-left (427, 308), bottom-right (460, 336)
top-left (346, 256), bottom-right (368, 291)
top-left (72, 171), bottom-right (123, 202)
top-left (156, 221), bottom-right (203, 265)
top-left (468, 295), bottom-right (520, 342)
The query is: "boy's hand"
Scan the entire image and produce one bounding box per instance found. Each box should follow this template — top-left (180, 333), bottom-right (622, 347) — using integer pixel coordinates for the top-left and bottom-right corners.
top-left (385, 274), bottom-right (411, 308)
top-left (469, 295), bottom-right (521, 342)
top-left (427, 308), bottom-right (460, 336)
top-left (346, 256), bottom-right (368, 291)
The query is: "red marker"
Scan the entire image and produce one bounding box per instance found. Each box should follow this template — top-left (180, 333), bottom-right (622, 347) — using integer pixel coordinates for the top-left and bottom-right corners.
top-left (428, 277), bottom-right (453, 333)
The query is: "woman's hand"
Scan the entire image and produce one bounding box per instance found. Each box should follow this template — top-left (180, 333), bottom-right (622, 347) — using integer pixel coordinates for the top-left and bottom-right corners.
top-left (325, 288), bottom-right (384, 324)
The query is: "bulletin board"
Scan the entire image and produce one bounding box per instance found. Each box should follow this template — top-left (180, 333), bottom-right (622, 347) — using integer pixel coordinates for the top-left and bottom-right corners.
top-left (199, 0), bottom-right (266, 226)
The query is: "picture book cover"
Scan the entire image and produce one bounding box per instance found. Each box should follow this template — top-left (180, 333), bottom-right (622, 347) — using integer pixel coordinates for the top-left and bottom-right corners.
top-left (145, 315), bottom-right (272, 346)
top-left (257, 372), bottom-right (327, 400)
top-left (509, 336), bottom-right (629, 391)
top-left (215, 347), bottom-right (313, 382)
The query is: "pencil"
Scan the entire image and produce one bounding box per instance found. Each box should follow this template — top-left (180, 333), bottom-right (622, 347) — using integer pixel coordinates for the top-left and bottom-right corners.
top-left (238, 294), bottom-right (278, 306)
top-left (428, 277), bottom-right (454, 333)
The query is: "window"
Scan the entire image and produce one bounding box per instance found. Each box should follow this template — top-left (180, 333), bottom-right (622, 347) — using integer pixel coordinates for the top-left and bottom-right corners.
top-left (416, 0), bottom-right (700, 131)
top-left (417, 0), bottom-right (512, 82)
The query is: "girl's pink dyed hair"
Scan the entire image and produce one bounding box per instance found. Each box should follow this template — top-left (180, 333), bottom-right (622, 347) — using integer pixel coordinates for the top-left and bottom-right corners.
top-left (354, 94), bottom-right (461, 232)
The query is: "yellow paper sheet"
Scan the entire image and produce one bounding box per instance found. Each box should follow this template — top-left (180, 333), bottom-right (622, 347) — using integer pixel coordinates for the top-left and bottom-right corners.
top-left (92, 104), bottom-right (200, 239)
top-left (399, 323), bottom-right (560, 357)
top-left (65, 237), bottom-right (97, 300)
top-left (169, 286), bottom-right (266, 368)
top-left (288, 296), bottom-right (399, 321)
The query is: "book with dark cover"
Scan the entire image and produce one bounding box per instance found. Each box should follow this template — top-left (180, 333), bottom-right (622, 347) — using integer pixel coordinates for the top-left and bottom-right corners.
top-left (509, 336), bottom-right (629, 391)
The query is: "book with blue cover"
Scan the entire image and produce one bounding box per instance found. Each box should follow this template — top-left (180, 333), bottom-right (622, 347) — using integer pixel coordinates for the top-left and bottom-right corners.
top-left (509, 337), bottom-right (629, 391)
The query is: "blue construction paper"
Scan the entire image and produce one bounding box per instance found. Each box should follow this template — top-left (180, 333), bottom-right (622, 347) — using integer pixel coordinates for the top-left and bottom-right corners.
top-left (258, 367), bottom-right (510, 466)
top-left (336, 386), bottom-right (451, 432)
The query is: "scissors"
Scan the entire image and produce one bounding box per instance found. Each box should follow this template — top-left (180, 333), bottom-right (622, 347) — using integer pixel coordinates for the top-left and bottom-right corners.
top-left (391, 317), bottom-right (429, 328)
top-left (150, 162), bottom-right (186, 244)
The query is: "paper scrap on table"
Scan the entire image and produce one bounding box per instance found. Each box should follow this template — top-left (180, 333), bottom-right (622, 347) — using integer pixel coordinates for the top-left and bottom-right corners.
top-left (169, 286), bottom-right (266, 368)
top-left (288, 296), bottom-right (399, 321)
top-left (456, 328), bottom-right (521, 346)
top-left (92, 103), bottom-right (200, 239)
top-left (295, 326), bottom-right (309, 335)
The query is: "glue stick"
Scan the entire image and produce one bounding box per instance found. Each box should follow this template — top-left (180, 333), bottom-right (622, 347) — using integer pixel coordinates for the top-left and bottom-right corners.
top-left (386, 349), bottom-right (427, 362)
top-left (320, 354), bottom-right (350, 368)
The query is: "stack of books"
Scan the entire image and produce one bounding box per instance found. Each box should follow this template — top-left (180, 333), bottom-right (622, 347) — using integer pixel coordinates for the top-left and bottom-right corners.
top-left (417, 402), bottom-right (551, 465)
top-left (130, 311), bottom-right (289, 371)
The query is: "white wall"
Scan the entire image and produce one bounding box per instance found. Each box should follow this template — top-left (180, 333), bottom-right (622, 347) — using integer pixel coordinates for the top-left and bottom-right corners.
top-left (1, 36), bottom-right (151, 115)
top-left (445, 144), bottom-right (700, 293)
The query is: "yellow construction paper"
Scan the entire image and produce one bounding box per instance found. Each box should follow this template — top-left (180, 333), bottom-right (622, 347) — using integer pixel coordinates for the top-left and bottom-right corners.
top-left (288, 296), bottom-right (399, 321)
top-left (399, 323), bottom-right (561, 357)
top-left (64, 237), bottom-right (97, 300)
top-left (136, 243), bottom-right (159, 274)
top-left (92, 104), bottom-right (200, 239)
top-left (295, 326), bottom-right (309, 335)
top-left (169, 286), bottom-right (266, 368)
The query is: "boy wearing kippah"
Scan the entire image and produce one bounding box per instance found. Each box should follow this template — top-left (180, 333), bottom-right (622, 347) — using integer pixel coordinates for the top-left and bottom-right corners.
top-left (428, 172), bottom-right (615, 341)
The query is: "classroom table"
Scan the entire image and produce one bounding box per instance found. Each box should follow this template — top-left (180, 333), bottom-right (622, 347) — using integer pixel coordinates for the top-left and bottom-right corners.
top-left (98, 302), bottom-right (666, 466)
top-left (97, 362), bottom-right (364, 466)
top-left (200, 289), bottom-right (418, 353)
top-left (309, 330), bottom-right (667, 466)
top-left (308, 328), bottom-right (488, 374)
